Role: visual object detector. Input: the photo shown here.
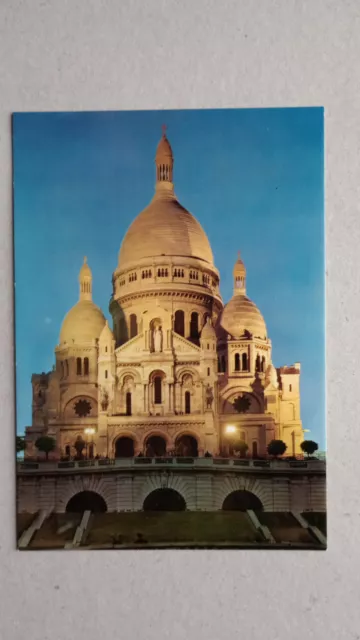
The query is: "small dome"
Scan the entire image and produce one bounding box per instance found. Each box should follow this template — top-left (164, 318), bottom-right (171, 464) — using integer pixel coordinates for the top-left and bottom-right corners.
top-left (220, 295), bottom-right (267, 339)
top-left (60, 300), bottom-right (106, 344)
top-left (201, 317), bottom-right (216, 339)
top-left (99, 320), bottom-right (114, 342)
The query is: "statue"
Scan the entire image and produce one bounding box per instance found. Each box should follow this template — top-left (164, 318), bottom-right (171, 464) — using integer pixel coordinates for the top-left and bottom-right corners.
top-left (205, 384), bottom-right (214, 410)
top-left (153, 325), bottom-right (163, 352)
top-left (101, 389), bottom-right (109, 411)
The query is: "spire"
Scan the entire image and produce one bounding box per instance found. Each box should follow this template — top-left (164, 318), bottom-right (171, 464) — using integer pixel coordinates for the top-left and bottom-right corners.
top-left (79, 256), bottom-right (92, 301)
top-left (233, 252), bottom-right (246, 295)
top-left (155, 126), bottom-right (174, 196)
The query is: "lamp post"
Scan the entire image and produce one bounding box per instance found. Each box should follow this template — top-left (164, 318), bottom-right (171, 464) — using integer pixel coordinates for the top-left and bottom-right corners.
top-left (84, 427), bottom-right (96, 459)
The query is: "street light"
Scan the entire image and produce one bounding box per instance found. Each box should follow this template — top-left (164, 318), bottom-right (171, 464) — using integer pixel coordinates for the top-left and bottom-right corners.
top-left (84, 427), bottom-right (96, 459)
top-left (225, 425), bottom-right (237, 435)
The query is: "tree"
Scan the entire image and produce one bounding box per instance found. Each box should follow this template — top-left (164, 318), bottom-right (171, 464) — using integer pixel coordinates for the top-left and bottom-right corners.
top-left (233, 395), bottom-right (251, 414)
top-left (267, 439), bottom-right (287, 459)
top-left (74, 436), bottom-right (86, 459)
top-left (16, 436), bottom-right (26, 454)
top-left (35, 435), bottom-right (56, 460)
top-left (300, 440), bottom-right (319, 458)
top-left (235, 440), bottom-right (249, 458)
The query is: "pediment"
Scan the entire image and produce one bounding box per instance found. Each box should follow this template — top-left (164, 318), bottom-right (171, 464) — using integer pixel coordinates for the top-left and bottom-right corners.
top-left (172, 333), bottom-right (201, 355)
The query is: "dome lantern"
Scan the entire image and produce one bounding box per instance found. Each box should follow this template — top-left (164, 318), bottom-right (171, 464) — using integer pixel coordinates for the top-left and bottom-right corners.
top-left (79, 256), bottom-right (92, 301)
top-left (155, 125), bottom-right (174, 194)
top-left (233, 251), bottom-right (246, 296)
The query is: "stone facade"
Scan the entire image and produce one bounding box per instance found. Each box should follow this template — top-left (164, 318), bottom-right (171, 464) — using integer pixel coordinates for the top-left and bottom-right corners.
top-left (24, 131), bottom-right (304, 463)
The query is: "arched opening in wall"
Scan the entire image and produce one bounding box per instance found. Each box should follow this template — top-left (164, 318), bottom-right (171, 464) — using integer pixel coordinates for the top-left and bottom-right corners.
top-left (66, 491), bottom-right (107, 513)
top-left (261, 356), bottom-right (266, 372)
top-left (65, 445), bottom-right (70, 457)
top-left (242, 352), bottom-right (248, 371)
top-left (154, 376), bottom-right (162, 404)
top-left (222, 490), bottom-right (263, 512)
top-left (255, 355), bottom-right (261, 373)
top-left (184, 391), bottom-right (191, 414)
top-left (175, 434), bottom-right (198, 457)
top-left (234, 353), bottom-right (240, 372)
top-left (126, 392), bottom-right (132, 416)
top-left (252, 441), bottom-right (258, 458)
top-left (84, 357), bottom-right (89, 376)
top-left (189, 312), bottom-right (199, 343)
top-left (221, 355), bottom-right (226, 373)
top-left (174, 310), bottom-right (185, 336)
top-left (145, 435), bottom-right (167, 457)
top-left (129, 314), bottom-right (138, 339)
top-left (76, 357), bottom-right (82, 376)
top-left (143, 488), bottom-right (186, 511)
top-left (115, 436), bottom-right (135, 458)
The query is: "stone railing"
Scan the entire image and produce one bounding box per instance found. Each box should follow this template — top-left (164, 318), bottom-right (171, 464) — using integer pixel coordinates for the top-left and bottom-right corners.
top-left (18, 457), bottom-right (326, 473)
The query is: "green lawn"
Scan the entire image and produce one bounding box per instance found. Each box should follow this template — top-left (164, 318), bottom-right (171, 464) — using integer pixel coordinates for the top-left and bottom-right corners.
top-left (258, 512), bottom-right (315, 544)
top-left (29, 513), bottom-right (81, 549)
top-left (84, 511), bottom-right (264, 547)
top-left (302, 512), bottom-right (327, 536)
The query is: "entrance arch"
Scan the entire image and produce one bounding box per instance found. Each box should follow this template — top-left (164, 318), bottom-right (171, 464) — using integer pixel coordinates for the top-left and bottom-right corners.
top-left (175, 434), bottom-right (198, 457)
top-left (143, 488), bottom-right (186, 511)
top-left (145, 435), bottom-right (167, 457)
top-left (115, 436), bottom-right (135, 458)
top-left (222, 490), bottom-right (263, 511)
top-left (66, 491), bottom-right (107, 513)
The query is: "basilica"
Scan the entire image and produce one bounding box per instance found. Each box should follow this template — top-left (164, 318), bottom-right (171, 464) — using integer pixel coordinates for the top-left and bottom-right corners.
top-left (24, 131), bottom-right (304, 461)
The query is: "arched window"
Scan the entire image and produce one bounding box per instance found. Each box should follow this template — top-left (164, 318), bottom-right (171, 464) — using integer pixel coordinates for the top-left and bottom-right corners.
top-left (126, 392), bottom-right (132, 416)
top-left (84, 357), bottom-right (89, 375)
top-left (105, 370), bottom-right (108, 379)
top-left (154, 376), bottom-right (162, 404)
top-left (65, 360), bottom-right (69, 377)
top-left (174, 310), bottom-right (185, 336)
top-left (65, 445), bottom-right (70, 457)
top-left (207, 367), bottom-right (210, 376)
top-left (255, 355), bottom-right (261, 372)
top-left (242, 353), bottom-right (248, 371)
top-left (252, 441), bottom-right (258, 457)
top-left (76, 357), bottom-right (82, 375)
top-left (130, 313), bottom-right (138, 339)
top-left (261, 356), bottom-right (266, 372)
top-left (221, 355), bottom-right (226, 373)
top-left (289, 384), bottom-right (292, 392)
top-left (185, 391), bottom-right (191, 414)
top-left (190, 312), bottom-right (199, 340)
top-left (234, 353), bottom-right (240, 371)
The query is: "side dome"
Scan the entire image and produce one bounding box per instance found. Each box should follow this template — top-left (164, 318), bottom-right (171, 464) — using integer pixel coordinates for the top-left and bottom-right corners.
top-left (220, 295), bottom-right (267, 339)
top-left (118, 131), bottom-right (214, 270)
top-left (219, 253), bottom-right (267, 339)
top-left (59, 257), bottom-right (106, 345)
top-left (60, 301), bottom-right (106, 344)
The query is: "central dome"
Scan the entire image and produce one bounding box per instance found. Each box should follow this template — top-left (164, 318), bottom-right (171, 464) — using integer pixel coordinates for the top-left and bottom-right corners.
top-left (118, 194), bottom-right (214, 269)
top-left (118, 131), bottom-right (214, 270)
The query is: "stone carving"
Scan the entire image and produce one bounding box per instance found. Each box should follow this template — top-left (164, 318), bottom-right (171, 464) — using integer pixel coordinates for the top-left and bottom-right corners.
top-left (153, 326), bottom-right (163, 352)
top-left (205, 384), bottom-right (214, 409)
top-left (101, 388), bottom-right (109, 411)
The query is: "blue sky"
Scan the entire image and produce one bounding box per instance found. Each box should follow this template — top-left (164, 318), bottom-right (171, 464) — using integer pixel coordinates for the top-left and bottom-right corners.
top-left (12, 107), bottom-right (325, 448)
